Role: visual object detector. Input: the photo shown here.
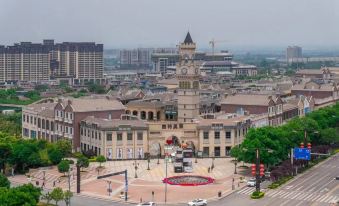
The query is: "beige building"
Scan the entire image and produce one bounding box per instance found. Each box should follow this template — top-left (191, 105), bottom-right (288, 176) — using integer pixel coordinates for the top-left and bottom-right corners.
top-left (22, 102), bottom-right (57, 141)
top-left (197, 117), bottom-right (251, 157)
top-left (80, 116), bottom-right (148, 159)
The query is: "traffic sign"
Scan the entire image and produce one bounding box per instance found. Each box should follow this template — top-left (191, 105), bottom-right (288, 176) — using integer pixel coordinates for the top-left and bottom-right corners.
top-left (293, 148), bottom-right (311, 160)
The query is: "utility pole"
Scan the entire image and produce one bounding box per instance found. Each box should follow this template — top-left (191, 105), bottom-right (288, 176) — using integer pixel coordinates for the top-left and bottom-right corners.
top-left (164, 154), bottom-right (168, 204)
top-left (255, 149), bottom-right (260, 193)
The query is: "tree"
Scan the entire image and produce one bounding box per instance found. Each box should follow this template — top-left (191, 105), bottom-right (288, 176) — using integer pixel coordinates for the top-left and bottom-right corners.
top-left (41, 192), bottom-right (53, 205)
top-left (77, 156), bottom-right (89, 172)
top-left (96, 155), bottom-right (106, 168)
top-left (0, 184), bottom-right (41, 206)
top-left (58, 160), bottom-right (70, 176)
top-left (50, 187), bottom-right (64, 206)
top-left (64, 190), bottom-right (73, 206)
top-left (0, 143), bottom-right (11, 174)
top-left (48, 147), bottom-right (64, 165)
top-left (0, 173), bottom-right (10, 188)
top-left (56, 140), bottom-right (72, 157)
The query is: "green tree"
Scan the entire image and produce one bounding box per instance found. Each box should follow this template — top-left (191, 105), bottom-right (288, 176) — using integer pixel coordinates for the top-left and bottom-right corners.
top-left (96, 155), bottom-right (106, 167)
top-left (0, 143), bottom-right (12, 174)
top-left (77, 156), bottom-right (89, 172)
top-left (41, 192), bottom-right (53, 205)
top-left (48, 147), bottom-right (64, 165)
top-left (57, 160), bottom-right (70, 176)
top-left (64, 190), bottom-right (73, 206)
top-left (0, 173), bottom-right (10, 188)
top-left (56, 140), bottom-right (72, 157)
top-left (50, 187), bottom-right (64, 206)
top-left (320, 128), bottom-right (339, 145)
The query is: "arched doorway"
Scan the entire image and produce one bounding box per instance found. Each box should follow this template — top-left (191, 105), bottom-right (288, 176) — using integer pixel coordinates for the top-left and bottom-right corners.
top-left (132, 110), bottom-right (138, 117)
top-left (126, 110), bottom-right (131, 115)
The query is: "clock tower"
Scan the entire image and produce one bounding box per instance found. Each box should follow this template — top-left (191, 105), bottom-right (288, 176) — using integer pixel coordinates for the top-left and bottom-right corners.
top-left (176, 32), bottom-right (200, 122)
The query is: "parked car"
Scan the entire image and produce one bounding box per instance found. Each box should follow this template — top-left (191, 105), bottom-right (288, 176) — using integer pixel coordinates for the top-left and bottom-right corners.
top-left (187, 199), bottom-right (207, 206)
top-left (137, 202), bottom-right (156, 206)
top-left (247, 178), bottom-right (256, 187)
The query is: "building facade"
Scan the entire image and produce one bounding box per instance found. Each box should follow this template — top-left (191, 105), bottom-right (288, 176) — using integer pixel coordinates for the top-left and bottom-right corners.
top-left (80, 116), bottom-right (148, 159)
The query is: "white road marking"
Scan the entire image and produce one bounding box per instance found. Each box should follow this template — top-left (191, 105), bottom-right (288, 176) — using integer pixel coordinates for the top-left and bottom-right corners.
top-left (318, 195), bottom-right (329, 202)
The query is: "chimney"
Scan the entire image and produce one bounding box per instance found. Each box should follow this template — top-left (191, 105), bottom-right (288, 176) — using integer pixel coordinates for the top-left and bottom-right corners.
top-left (68, 99), bottom-right (72, 105)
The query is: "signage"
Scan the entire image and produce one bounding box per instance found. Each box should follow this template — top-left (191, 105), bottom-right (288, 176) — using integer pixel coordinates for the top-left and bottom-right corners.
top-left (293, 148), bottom-right (311, 160)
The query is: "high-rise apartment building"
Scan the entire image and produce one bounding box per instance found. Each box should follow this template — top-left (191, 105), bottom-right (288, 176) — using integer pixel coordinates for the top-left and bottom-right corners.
top-left (0, 40), bottom-right (104, 85)
top-left (0, 42), bottom-right (50, 82)
top-left (286, 46), bottom-right (302, 62)
top-left (119, 48), bottom-right (152, 69)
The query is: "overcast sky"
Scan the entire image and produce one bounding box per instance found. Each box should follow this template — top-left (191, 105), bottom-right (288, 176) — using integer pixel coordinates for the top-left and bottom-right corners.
top-left (0, 0), bottom-right (338, 50)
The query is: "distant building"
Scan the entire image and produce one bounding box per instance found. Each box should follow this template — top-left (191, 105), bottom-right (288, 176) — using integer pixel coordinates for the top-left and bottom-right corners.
top-left (286, 46), bottom-right (302, 62)
top-left (0, 40), bottom-right (104, 85)
top-left (120, 48), bottom-right (153, 69)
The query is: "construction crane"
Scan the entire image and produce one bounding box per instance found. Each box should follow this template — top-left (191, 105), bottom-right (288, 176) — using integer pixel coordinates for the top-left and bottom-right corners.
top-left (208, 39), bottom-right (228, 72)
top-left (209, 39), bottom-right (228, 61)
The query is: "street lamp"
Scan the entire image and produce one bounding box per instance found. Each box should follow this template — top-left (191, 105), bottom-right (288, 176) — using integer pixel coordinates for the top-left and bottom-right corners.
top-left (234, 160), bottom-right (238, 174)
top-left (106, 180), bottom-right (112, 196)
top-left (157, 153), bottom-right (160, 165)
top-left (147, 157), bottom-right (150, 170)
top-left (133, 161), bottom-right (139, 178)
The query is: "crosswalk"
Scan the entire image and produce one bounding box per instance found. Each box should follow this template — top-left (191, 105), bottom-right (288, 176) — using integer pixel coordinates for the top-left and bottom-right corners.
top-left (237, 187), bottom-right (338, 203)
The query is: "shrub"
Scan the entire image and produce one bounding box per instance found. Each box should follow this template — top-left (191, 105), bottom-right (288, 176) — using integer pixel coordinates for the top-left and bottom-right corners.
top-left (251, 191), bottom-right (265, 199)
top-left (268, 176), bottom-right (293, 189)
top-left (0, 173), bottom-right (10, 188)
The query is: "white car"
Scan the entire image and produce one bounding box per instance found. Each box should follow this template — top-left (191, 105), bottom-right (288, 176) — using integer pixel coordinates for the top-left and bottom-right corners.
top-left (188, 199), bottom-right (207, 206)
top-left (137, 202), bottom-right (156, 206)
top-left (247, 178), bottom-right (256, 187)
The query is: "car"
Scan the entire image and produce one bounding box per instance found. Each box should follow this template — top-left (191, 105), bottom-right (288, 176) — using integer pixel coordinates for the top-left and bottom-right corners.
top-left (247, 178), bottom-right (256, 187)
top-left (187, 199), bottom-right (207, 206)
top-left (136, 202), bottom-right (156, 206)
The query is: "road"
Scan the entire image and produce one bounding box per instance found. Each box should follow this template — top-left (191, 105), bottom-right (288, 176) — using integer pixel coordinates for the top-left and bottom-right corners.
top-left (211, 154), bottom-right (339, 206)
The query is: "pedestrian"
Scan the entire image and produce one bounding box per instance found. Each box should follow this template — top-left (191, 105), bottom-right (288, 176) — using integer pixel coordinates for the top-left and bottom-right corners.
top-left (42, 181), bottom-right (45, 188)
top-left (232, 178), bottom-right (234, 183)
top-left (53, 181), bottom-right (56, 187)
top-left (208, 167), bottom-right (210, 173)
top-left (238, 181), bottom-right (240, 187)
top-left (11, 168), bottom-right (14, 176)
top-left (36, 181), bottom-right (39, 186)
top-left (140, 197), bottom-right (142, 203)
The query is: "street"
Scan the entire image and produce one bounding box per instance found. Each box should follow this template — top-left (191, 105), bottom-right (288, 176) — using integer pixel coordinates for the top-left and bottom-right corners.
top-left (211, 154), bottom-right (339, 206)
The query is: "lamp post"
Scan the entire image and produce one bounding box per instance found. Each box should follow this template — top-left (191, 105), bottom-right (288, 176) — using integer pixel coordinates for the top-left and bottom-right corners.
top-left (67, 167), bottom-right (73, 206)
top-left (147, 157), bottom-right (150, 170)
top-left (133, 160), bottom-right (139, 178)
top-left (164, 154), bottom-right (168, 204)
top-left (106, 180), bottom-right (112, 196)
top-left (234, 160), bottom-right (237, 174)
top-left (157, 153), bottom-right (160, 165)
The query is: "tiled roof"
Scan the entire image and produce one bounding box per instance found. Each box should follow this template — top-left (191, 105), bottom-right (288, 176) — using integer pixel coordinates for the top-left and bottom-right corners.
top-left (221, 94), bottom-right (274, 106)
top-left (82, 116), bottom-right (147, 129)
top-left (197, 116), bottom-right (250, 127)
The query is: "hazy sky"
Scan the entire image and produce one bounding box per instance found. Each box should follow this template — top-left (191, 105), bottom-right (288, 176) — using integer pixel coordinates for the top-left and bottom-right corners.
top-left (0, 0), bottom-right (338, 50)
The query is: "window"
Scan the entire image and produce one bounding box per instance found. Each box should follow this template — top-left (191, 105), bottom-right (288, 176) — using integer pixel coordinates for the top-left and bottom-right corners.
top-left (137, 132), bottom-right (143, 141)
top-left (23, 115), bottom-right (26, 122)
top-left (70, 113), bottom-right (73, 120)
top-left (203, 131), bottom-right (209, 139)
top-left (106, 133), bottom-right (112, 141)
top-left (225, 131), bottom-right (231, 139)
top-left (162, 124), bottom-right (166, 129)
top-left (214, 147), bottom-right (220, 157)
top-left (95, 132), bottom-right (97, 139)
top-left (117, 133), bottom-right (123, 141)
top-left (70, 128), bottom-right (73, 135)
top-left (179, 124), bottom-right (183, 129)
top-left (99, 133), bottom-right (101, 140)
top-left (203, 147), bottom-right (209, 157)
top-left (81, 128), bottom-right (83, 135)
top-left (214, 131), bottom-right (220, 139)
top-left (127, 133), bottom-right (133, 141)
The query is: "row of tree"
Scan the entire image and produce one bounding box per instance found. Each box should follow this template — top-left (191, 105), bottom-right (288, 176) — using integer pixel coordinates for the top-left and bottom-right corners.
top-left (231, 103), bottom-right (339, 168)
top-left (0, 134), bottom-right (72, 174)
top-left (0, 173), bottom-right (41, 206)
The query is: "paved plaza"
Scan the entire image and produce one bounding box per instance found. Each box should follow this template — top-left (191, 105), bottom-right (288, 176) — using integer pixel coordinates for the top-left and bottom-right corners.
top-left (9, 157), bottom-right (251, 204)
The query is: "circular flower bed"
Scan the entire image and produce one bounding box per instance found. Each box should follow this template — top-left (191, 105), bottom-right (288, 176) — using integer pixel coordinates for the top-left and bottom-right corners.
top-left (163, 175), bottom-right (214, 186)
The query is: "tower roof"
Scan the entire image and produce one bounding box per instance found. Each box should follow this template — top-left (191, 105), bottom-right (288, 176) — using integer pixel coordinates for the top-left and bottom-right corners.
top-left (184, 32), bottom-right (193, 44)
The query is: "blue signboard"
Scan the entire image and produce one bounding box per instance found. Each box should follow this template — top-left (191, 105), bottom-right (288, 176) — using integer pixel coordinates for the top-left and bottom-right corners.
top-left (294, 148), bottom-right (311, 160)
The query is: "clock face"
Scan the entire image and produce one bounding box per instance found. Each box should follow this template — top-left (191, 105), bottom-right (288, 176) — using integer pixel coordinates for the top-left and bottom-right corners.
top-left (181, 68), bottom-right (188, 74)
top-left (195, 68), bottom-right (199, 74)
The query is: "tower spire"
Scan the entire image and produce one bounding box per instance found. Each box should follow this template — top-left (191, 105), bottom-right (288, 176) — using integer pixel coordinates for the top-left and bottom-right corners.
top-left (184, 32), bottom-right (193, 44)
